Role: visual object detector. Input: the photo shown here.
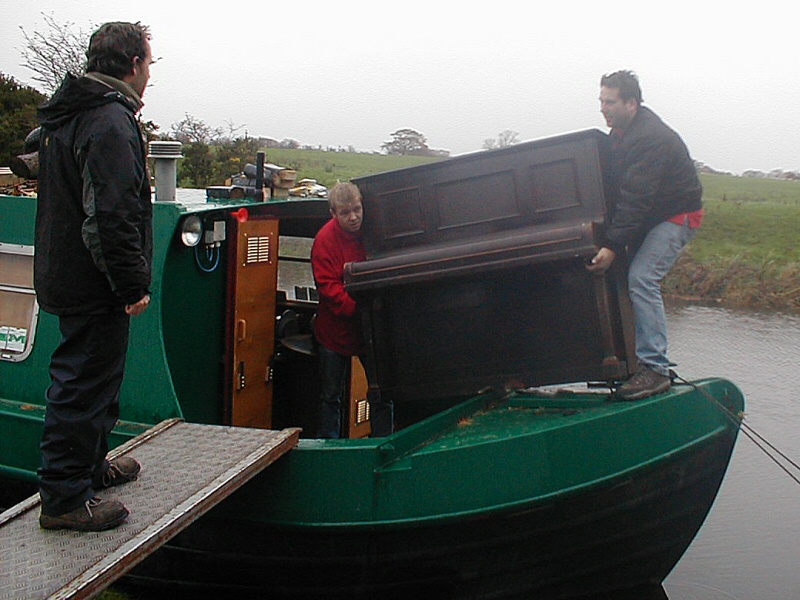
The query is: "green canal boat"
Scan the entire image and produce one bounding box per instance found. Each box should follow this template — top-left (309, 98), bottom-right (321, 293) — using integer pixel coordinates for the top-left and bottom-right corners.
top-left (0, 129), bottom-right (744, 598)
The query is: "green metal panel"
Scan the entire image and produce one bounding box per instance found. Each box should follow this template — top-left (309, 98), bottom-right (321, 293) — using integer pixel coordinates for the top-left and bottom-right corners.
top-left (0, 398), bottom-right (46, 481)
top-left (0, 195), bottom-right (36, 245)
top-left (159, 205), bottom-right (229, 425)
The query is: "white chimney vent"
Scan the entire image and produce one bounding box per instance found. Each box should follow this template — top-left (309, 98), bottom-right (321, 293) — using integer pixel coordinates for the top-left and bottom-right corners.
top-left (148, 141), bottom-right (183, 202)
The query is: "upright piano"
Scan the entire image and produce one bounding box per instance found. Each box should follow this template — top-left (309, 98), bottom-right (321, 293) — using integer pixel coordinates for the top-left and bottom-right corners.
top-left (347, 128), bottom-right (635, 405)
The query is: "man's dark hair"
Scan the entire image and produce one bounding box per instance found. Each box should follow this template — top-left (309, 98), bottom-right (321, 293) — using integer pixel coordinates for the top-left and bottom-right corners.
top-left (601, 70), bottom-right (643, 104)
top-left (86, 22), bottom-right (151, 80)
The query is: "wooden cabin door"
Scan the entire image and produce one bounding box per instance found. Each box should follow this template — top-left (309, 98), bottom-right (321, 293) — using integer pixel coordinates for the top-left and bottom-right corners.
top-left (346, 357), bottom-right (371, 438)
top-left (225, 216), bottom-right (279, 428)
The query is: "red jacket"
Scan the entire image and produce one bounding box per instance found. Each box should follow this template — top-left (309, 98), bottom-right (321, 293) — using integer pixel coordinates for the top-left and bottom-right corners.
top-left (311, 218), bottom-right (366, 356)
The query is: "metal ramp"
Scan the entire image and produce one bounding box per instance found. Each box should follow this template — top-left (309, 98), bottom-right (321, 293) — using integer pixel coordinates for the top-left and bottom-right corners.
top-left (0, 419), bottom-right (300, 600)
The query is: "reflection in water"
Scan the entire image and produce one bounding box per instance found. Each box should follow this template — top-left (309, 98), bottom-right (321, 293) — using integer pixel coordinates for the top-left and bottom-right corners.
top-left (664, 304), bottom-right (800, 600)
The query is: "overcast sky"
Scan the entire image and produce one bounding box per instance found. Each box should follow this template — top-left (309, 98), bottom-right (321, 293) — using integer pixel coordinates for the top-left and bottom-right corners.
top-left (3, 1), bottom-right (799, 174)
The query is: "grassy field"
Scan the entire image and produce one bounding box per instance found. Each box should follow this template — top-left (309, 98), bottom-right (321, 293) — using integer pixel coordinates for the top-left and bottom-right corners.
top-left (257, 147), bottom-right (441, 188)
top-left (220, 149), bottom-right (800, 312)
top-left (663, 173), bottom-right (800, 312)
top-left (692, 173), bottom-right (800, 264)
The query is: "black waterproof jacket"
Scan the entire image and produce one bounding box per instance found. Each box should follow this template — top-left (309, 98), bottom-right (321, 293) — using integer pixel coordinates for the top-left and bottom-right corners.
top-left (602, 106), bottom-right (703, 255)
top-left (35, 74), bottom-right (152, 315)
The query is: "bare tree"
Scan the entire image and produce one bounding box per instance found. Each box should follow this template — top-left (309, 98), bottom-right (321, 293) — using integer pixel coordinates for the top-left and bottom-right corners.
top-left (484, 130), bottom-right (519, 151)
top-left (497, 130), bottom-right (519, 148)
top-left (220, 119), bottom-right (247, 143)
top-left (169, 113), bottom-right (222, 145)
top-left (19, 13), bottom-right (93, 94)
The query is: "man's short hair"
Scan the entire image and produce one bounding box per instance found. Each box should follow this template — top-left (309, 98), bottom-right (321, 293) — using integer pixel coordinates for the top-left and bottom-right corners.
top-left (86, 22), bottom-right (151, 80)
top-left (601, 70), bottom-right (643, 104)
top-left (328, 182), bottom-right (362, 212)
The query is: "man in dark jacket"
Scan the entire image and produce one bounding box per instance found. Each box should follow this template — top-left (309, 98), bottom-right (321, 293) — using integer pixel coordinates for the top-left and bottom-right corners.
top-left (35, 22), bottom-right (155, 531)
top-left (588, 70), bottom-right (703, 400)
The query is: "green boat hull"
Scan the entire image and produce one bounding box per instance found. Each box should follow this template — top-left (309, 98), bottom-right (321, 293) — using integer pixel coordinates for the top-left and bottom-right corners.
top-left (125, 379), bottom-right (742, 598)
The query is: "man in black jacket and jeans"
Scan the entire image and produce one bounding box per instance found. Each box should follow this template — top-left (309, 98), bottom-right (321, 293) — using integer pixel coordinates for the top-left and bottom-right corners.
top-left (35, 22), bottom-right (155, 531)
top-left (588, 70), bottom-right (703, 400)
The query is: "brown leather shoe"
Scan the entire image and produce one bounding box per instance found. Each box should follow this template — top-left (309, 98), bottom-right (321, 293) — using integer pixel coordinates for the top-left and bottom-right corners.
top-left (40, 497), bottom-right (129, 531)
top-left (100, 456), bottom-right (141, 488)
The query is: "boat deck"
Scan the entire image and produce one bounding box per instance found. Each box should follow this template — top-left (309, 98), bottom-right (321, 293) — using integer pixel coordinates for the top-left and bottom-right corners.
top-left (0, 419), bottom-right (299, 600)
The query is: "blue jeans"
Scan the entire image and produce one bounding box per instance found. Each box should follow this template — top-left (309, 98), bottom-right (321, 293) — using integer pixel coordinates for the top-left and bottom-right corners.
top-left (317, 345), bottom-right (348, 439)
top-left (627, 220), bottom-right (696, 377)
top-left (317, 345), bottom-right (393, 439)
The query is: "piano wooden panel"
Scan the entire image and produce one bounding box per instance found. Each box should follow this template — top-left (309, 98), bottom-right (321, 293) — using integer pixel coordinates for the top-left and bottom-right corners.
top-left (349, 129), bottom-right (634, 403)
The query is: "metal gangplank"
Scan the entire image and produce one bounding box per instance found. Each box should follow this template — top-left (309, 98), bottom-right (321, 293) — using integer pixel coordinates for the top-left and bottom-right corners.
top-left (0, 419), bottom-right (300, 600)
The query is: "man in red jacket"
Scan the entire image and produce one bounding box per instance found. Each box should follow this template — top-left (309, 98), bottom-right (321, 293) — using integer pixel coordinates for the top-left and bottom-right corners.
top-left (311, 182), bottom-right (393, 438)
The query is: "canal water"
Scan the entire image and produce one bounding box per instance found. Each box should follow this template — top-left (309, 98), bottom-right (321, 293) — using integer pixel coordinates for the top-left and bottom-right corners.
top-left (661, 304), bottom-right (800, 600)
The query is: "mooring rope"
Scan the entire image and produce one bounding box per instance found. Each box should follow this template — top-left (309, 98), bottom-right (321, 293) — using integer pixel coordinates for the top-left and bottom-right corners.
top-left (672, 372), bottom-right (800, 486)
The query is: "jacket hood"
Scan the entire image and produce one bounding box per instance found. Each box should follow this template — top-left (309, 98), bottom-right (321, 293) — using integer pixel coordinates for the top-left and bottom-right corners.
top-left (37, 73), bottom-right (136, 131)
